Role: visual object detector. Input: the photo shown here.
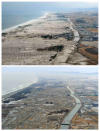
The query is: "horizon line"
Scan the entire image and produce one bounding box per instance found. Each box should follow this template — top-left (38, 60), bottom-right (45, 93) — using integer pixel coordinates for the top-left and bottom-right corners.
top-left (2, 0), bottom-right (98, 3)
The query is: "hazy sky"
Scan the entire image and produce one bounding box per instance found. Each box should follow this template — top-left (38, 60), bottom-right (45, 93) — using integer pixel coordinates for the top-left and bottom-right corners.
top-left (57, 0), bottom-right (98, 2)
top-left (2, 2), bottom-right (98, 7)
top-left (2, 66), bottom-right (98, 74)
top-left (2, 66), bottom-right (98, 95)
top-left (2, 0), bottom-right (98, 3)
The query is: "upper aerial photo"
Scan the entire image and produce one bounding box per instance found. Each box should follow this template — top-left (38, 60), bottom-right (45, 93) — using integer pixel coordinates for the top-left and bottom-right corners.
top-left (2, 1), bottom-right (98, 65)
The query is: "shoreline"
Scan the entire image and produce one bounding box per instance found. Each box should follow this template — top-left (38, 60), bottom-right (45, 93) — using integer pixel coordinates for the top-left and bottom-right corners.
top-left (2, 12), bottom-right (51, 33)
top-left (2, 79), bottom-right (38, 99)
top-left (2, 11), bottom-right (98, 65)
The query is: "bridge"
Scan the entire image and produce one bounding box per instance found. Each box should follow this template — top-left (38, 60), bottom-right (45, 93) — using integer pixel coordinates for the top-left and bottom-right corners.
top-left (60, 122), bottom-right (70, 129)
top-left (62, 121), bottom-right (70, 125)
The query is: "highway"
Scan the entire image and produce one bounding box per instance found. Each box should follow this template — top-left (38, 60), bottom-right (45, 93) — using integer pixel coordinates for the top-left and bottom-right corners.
top-left (60, 86), bottom-right (81, 129)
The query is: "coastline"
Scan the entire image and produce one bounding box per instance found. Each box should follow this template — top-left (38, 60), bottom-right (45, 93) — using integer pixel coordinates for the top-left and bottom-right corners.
top-left (2, 12), bottom-right (76, 65)
top-left (2, 11), bottom-right (98, 65)
top-left (2, 79), bottom-right (38, 99)
top-left (2, 12), bottom-right (51, 33)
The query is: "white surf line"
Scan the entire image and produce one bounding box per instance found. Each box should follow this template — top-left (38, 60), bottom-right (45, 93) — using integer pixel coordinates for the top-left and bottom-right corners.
top-left (2, 12), bottom-right (52, 33)
top-left (2, 78), bottom-right (38, 99)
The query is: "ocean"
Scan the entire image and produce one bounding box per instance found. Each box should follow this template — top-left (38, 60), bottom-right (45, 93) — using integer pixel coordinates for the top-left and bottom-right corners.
top-left (2, 72), bottom-right (38, 95)
top-left (2, 2), bottom-right (97, 30)
top-left (2, 66), bottom-right (98, 95)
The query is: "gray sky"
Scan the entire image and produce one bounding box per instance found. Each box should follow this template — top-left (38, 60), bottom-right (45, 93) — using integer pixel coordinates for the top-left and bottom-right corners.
top-left (2, 66), bottom-right (98, 95)
top-left (2, 66), bottom-right (98, 74)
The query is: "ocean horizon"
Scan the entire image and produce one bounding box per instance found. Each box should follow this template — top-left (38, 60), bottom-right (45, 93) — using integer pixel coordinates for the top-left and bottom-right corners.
top-left (2, 2), bottom-right (98, 30)
top-left (2, 66), bottom-right (98, 95)
top-left (2, 72), bottom-right (38, 95)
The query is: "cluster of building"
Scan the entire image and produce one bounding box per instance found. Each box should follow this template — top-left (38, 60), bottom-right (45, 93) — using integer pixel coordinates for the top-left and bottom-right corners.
top-left (74, 14), bottom-right (98, 42)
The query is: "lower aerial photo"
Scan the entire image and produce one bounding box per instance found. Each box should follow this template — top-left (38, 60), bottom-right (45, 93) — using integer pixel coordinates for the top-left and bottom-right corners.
top-left (2, 66), bottom-right (98, 129)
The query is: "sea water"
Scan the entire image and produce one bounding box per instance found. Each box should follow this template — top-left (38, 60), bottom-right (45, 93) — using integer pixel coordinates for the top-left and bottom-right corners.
top-left (2, 71), bottom-right (38, 95)
top-left (2, 2), bottom-right (97, 29)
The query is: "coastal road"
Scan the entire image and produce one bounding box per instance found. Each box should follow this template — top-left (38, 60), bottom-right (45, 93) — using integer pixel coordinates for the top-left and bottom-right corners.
top-left (53, 17), bottom-right (80, 64)
top-left (68, 18), bottom-right (80, 44)
top-left (60, 86), bottom-right (81, 129)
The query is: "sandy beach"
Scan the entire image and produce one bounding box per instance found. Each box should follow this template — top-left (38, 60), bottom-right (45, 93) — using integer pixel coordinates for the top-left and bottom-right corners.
top-left (2, 12), bottom-right (98, 65)
top-left (2, 79), bottom-right (38, 100)
top-left (2, 12), bottom-right (50, 33)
